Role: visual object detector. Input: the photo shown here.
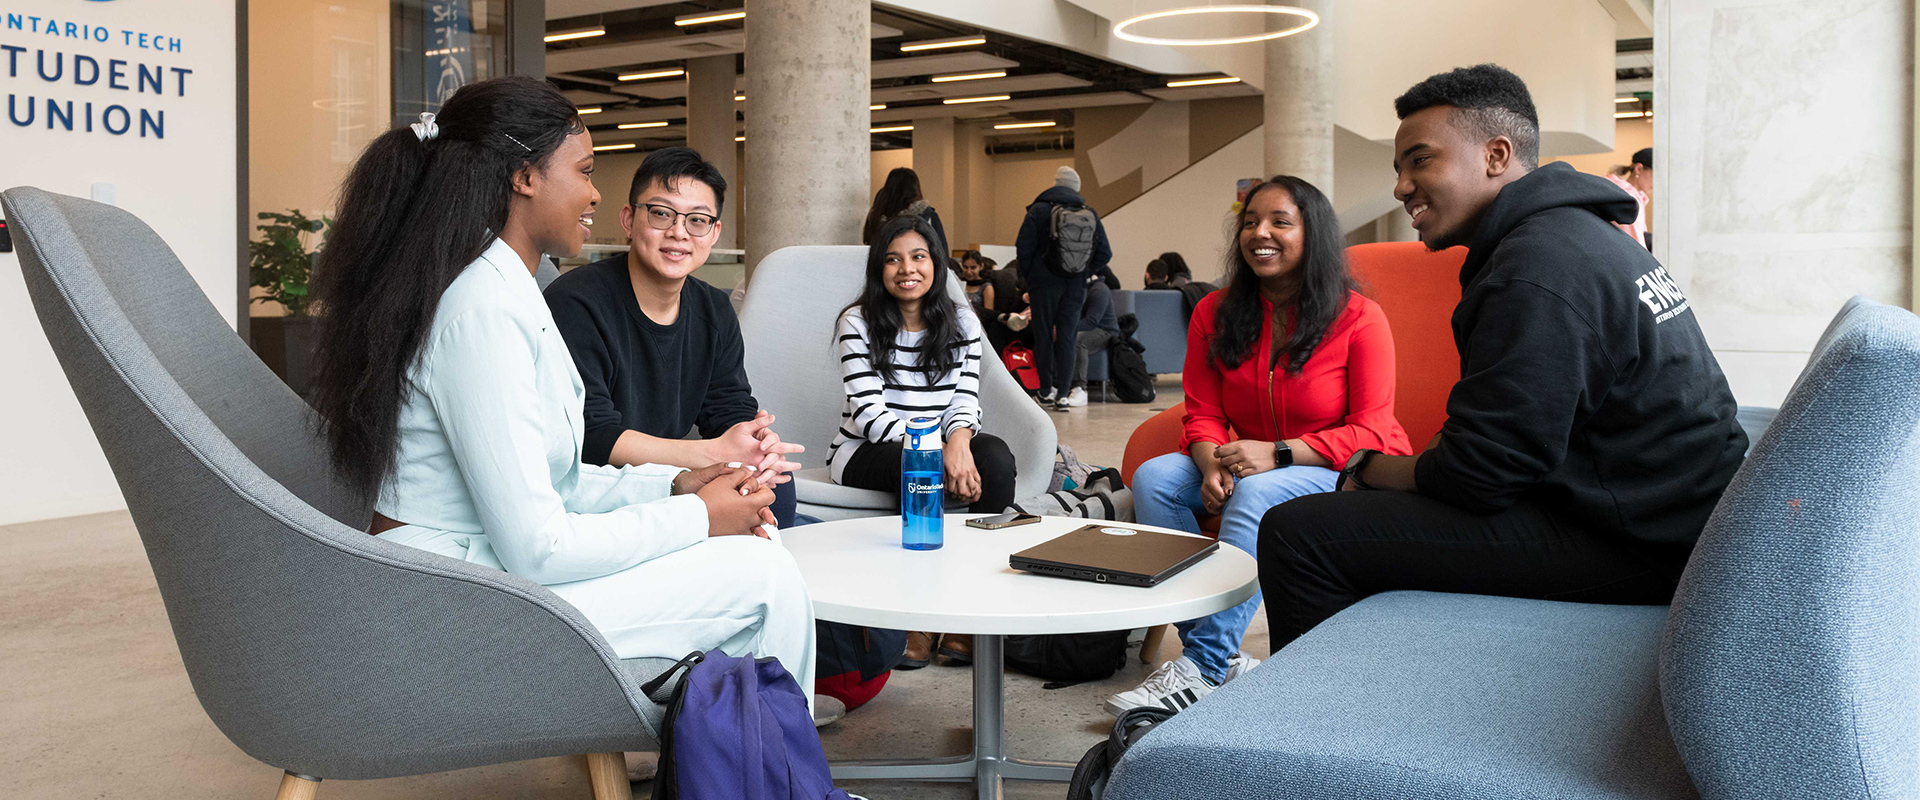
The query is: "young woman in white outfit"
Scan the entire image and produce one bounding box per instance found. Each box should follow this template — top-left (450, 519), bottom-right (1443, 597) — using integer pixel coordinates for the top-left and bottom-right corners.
top-left (307, 78), bottom-right (817, 724)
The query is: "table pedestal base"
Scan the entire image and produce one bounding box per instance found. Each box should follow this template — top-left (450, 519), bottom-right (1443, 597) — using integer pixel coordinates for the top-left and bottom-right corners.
top-left (829, 634), bottom-right (1077, 798)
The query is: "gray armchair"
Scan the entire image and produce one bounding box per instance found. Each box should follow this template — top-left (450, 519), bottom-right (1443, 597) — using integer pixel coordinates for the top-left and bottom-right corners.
top-left (4, 187), bottom-right (671, 800)
top-left (739, 246), bottom-right (1056, 521)
top-left (1107, 296), bottom-right (1920, 798)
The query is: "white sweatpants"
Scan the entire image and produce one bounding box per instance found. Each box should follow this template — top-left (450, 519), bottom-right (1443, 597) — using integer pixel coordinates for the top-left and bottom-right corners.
top-left (378, 526), bottom-right (817, 703)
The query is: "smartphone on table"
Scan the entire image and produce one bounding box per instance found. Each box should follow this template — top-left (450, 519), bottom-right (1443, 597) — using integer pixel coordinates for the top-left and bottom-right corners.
top-left (965, 511), bottom-right (1042, 530)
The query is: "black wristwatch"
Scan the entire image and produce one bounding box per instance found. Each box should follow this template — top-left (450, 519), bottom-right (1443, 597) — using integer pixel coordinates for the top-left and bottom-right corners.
top-left (1336, 449), bottom-right (1382, 492)
top-left (1273, 441), bottom-right (1294, 468)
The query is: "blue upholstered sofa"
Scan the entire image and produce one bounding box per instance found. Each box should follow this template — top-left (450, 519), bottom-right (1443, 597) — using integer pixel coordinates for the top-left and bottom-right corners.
top-left (1085, 289), bottom-right (1190, 386)
top-left (1106, 296), bottom-right (1920, 799)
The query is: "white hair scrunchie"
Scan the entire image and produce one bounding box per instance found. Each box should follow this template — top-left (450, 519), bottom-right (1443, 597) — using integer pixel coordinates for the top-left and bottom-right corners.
top-left (410, 112), bottom-right (439, 142)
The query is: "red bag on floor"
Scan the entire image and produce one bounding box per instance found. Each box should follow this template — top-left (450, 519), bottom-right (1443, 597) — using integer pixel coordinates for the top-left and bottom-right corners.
top-left (1002, 341), bottom-right (1040, 391)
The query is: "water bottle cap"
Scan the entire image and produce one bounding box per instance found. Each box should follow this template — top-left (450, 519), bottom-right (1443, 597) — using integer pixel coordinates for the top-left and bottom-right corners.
top-left (905, 417), bottom-right (943, 451)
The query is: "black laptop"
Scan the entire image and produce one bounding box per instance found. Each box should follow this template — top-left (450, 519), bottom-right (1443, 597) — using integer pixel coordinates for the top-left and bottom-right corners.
top-left (1009, 524), bottom-right (1218, 587)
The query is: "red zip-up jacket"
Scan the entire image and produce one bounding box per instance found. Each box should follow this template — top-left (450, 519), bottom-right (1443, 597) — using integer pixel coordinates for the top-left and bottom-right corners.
top-left (1180, 290), bottom-right (1413, 464)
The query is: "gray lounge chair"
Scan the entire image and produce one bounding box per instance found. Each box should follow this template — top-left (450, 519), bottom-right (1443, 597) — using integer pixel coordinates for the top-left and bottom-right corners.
top-left (1106, 296), bottom-right (1920, 799)
top-left (4, 186), bottom-right (674, 800)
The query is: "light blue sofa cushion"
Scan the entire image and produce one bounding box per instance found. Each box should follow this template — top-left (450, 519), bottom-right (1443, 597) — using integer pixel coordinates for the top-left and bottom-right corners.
top-left (1660, 299), bottom-right (1920, 799)
top-left (1108, 591), bottom-right (1697, 800)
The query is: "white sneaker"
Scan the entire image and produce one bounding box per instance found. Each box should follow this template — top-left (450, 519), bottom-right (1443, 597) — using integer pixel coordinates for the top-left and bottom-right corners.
top-left (1103, 655), bottom-right (1216, 716)
top-left (1223, 652), bottom-right (1261, 683)
top-left (1065, 387), bottom-right (1089, 407)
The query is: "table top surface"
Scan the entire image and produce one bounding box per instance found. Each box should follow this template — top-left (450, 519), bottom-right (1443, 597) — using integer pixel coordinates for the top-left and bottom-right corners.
top-left (782, 514), bottom-right (1258, 635)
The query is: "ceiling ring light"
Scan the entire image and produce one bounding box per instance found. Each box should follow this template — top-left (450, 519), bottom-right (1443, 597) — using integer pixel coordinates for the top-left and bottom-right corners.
top-left (1112, 5), bottom-right (1319, 47)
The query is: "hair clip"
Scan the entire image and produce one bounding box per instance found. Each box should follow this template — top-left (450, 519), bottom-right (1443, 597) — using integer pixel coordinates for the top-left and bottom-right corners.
top-left (502, 132), bottom-right (533, 153)
top-left (410, 112), bottom-right (439, 142)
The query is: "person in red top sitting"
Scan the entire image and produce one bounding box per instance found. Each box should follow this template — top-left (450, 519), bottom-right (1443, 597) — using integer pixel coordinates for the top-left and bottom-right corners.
top-left (1106, 175), bottom-right (1412, 717)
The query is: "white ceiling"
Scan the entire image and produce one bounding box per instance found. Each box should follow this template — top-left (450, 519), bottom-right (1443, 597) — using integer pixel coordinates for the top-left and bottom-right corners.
top-left (547, 0), bottom-right (684, 21)
top-left (547, 22), bottom-right (903, 75)
top-left (870, 73), bottom-right (1091, 104)
top-left (870, 52), bottom-right (1018, 81)
top-left (869, 90), bottom-right (1151, 123)
top-left (1142, 81), bottom-right (1260, 102)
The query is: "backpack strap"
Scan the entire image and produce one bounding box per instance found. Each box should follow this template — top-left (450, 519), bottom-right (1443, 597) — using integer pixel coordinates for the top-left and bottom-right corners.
top-left (644, 650), bottom-right (707, 800)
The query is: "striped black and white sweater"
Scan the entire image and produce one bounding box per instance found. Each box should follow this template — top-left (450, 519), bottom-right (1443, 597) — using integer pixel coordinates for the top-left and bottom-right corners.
top-left (826, 304), bottom-right (986, 483)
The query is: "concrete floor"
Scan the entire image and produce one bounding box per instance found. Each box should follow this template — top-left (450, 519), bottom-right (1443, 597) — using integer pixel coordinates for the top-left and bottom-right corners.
top-left (0, 377), bottom-right (1276, 800)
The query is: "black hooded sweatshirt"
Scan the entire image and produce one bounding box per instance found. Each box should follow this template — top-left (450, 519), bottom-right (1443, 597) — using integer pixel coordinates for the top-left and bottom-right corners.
top-left (1413, 162), bottom-right (1747, 544)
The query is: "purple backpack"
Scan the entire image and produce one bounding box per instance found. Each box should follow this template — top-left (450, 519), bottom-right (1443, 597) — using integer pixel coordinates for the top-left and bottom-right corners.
top-left (641, 650), bottom-right (857, 800)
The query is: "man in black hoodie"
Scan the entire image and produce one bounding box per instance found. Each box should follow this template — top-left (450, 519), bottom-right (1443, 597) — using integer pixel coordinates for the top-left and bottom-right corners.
top-left (1255, 65), bottom-right (1748, 649)
top-left (1016, 165), bottom-right (1113, 410)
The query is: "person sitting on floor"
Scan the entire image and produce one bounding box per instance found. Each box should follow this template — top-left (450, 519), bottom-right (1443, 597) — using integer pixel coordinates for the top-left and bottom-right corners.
top-left (1109, 174), bottom-right (1412, 716)
top-left (831, 213), bottom-right (1019, 672)
top-left (545, 146), bottom-right (805, 528)
top-left (305, 78), bottom-right (821, 753)
top-left (1256, 65), bottom-right (1746, 656)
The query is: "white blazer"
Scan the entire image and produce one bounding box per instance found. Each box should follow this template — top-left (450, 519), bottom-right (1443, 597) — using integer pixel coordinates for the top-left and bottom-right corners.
top-left (376, 237), bottom-right (710, 585)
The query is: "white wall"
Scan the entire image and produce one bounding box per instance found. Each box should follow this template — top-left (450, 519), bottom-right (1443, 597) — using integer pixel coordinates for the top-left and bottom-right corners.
top-left (1656, 0), bottom-right (1914, 407)
top-left (1101, 127), bottom-right (1258, 289)
top-left (1, 0), bottom-right (239, 524)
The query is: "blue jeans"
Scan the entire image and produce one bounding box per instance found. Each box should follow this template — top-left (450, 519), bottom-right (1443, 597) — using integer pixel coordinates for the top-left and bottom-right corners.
top-left (1132, 453), bottom-right (1338, 682)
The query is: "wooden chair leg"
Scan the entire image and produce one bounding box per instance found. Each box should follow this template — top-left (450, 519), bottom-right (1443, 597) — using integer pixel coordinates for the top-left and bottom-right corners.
top-left (584, 752), bottom-right (633, 800)
top-left (1141, 624), bottom-right (1170, 663)
top-left (274, 772), bottom-right (320, 800)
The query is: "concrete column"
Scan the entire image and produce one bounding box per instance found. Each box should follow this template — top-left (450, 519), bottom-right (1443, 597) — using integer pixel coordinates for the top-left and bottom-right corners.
top-left (912, 116), bottom-right (956, 252)
top-left (1263, 0), bottom-right (1335, 199)
top-left (686, 54), bottom-right (739, 249)
top-left (742, 0), bottom-right (870, 277)
top-left (1374, 208), bottom-right (1416, 242)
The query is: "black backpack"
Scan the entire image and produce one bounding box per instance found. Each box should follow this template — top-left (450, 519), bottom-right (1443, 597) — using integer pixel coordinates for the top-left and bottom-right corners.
top-left (1005, 630), bottom-right (1130, 685)
top-left (1106, 319), bottom-right (1155, 403)
top-left (1066, 706), bottom-right (1176, 800)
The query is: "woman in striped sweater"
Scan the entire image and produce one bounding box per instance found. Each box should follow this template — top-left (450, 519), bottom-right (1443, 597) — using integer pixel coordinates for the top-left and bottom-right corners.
top-left (828, 214), bottom-right (1017, 513)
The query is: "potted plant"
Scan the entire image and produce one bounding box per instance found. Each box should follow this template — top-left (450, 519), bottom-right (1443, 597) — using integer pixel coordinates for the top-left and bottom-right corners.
top-left (248, 210), bottom-right (327, 396)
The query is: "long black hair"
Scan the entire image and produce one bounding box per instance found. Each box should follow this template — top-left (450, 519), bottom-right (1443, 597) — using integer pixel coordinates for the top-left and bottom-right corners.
top-left (862, 167), bottom-right (925, 245)
top-left (1208, 175), bottom-right (1356, 374)
top-left (843, 214), bottom-right (968, 387)
top-left (1157, 251), bottom-right (1192, 281)
top-left (310, 76), bottom-right (587, 497)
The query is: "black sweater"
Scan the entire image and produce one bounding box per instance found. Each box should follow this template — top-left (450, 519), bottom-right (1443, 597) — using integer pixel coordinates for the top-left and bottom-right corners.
top-left (544, 256), bottom-right (758, 466)
top-left (1414, 162), bottom-right (1747, 544)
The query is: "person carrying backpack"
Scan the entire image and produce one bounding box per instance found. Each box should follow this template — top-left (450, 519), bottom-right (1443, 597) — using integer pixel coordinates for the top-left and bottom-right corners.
top-left (1015, 166), bottom-right (1112, 411)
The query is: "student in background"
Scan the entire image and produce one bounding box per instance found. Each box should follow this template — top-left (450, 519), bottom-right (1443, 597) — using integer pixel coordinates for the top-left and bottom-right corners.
top-left (1015, 166), bottom-right (1112, 411)
top-left (1065, 276), bottom-right (1123, 408)
top-left (307, 78), bottom-right (818, 745)
top-left (1112, 175), bottom-right (1411, 717)
top-left (864, 167), bottom-right (949, 253)
top-left (1604, 147), bottom-right (1653, 250)
top-left (545, 147), bottom-right (805, 528)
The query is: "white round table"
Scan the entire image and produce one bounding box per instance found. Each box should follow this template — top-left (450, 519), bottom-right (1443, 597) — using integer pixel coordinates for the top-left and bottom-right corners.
top-left (783, 513), bottom-right (1257, 799)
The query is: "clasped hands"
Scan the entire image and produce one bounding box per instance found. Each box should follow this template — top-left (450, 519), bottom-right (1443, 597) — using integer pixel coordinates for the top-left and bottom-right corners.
top-left (670, 410), bottom-right (805, 538)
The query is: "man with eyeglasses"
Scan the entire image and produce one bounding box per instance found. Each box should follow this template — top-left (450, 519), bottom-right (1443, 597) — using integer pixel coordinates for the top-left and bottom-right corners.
top-left (546, 146), bottom-right (805, 528)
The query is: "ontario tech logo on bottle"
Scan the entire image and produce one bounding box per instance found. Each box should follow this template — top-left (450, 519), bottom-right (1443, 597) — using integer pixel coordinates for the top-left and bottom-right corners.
top-left (905, 482), bottom-right (943, 494)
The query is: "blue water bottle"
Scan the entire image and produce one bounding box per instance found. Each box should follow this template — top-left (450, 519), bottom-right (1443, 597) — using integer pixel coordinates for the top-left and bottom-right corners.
top-left (901, 417), bottom-right (945, 550)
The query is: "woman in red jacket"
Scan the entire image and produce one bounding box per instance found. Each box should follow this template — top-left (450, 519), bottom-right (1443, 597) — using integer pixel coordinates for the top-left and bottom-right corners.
top-left (1107, 175), bottom-right (1412, 716)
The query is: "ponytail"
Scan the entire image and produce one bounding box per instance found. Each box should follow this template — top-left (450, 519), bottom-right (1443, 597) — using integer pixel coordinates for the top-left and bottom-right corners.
top-left (310, 76), bottom-right (585, 497)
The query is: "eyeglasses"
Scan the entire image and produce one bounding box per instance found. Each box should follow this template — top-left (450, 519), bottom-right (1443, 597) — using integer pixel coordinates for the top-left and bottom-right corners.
top-left (637, 203), bottom-right (718, 237)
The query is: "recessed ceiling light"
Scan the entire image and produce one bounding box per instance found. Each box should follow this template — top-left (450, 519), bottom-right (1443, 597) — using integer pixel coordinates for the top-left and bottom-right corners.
top-left (734, 94), bottom-right (746, 102)
top-left (931, 70), bottom-right (1006, 83)
top-left (870, 103), bottom-right (886, 110)
top-left (900, 35), bottom-right (986, 52)
top-left (544, 25), bottom-right (605, 43)
top-left (675, 9), bottom-right (745, 26)
top-left (577, 106), bottom-right (603, 115)
top-left (1615, 97), bottom-right (1641, 104)
top-left (1166, 76), bottom-right (1241, 88)
top-left (993, 121), bottom-right (1056, 129)
top-left (734, 135), bottom-right (745, 142)
top-left (618, 68), bottom-right (685, 82)
top-left (943, 95), bottom-right (1010, 105)
top-left (617, 121), bottom-right (669, 129)
top-left (870, 125), bottom-right (915, 133)
top-left (1613, 110), bottom-right (1651, 119)
top-left (593, 143), bottom-right (637, 151)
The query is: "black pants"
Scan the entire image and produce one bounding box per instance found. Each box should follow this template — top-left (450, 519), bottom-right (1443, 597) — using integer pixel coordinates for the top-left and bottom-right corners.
top-left (1256, 490), bottom-right (1693, 651)
top-left (840, 433), bottom-right (1018, 513)
top-left (1026, 271), bottom-right (1085, 398)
